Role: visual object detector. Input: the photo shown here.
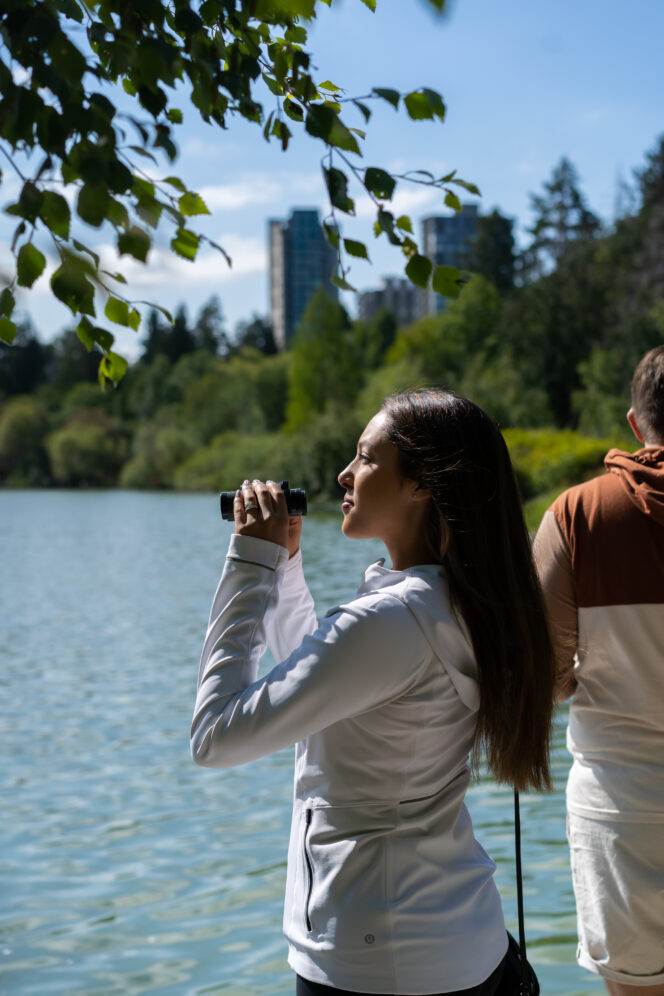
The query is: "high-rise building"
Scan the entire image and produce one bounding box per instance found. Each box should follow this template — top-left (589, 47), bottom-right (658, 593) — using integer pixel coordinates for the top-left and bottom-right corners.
top-left (420, 204), bottom-right (478, 315)
top-left (268, 208), bottom-right (338, 350)
top-left (358, 276), bottom-right (419, 328)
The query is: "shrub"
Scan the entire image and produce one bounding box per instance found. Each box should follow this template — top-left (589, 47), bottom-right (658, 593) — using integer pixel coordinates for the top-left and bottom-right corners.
top-left (504, 428), bottom-right (635, 500)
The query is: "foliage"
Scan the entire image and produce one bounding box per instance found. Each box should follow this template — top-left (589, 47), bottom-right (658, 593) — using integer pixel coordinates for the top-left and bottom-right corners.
top-left (521, 157), bottom-right (601, 281)
top-left (1, 138), bottom-right (663, 498)
top-left (45, 410), bottom-right (129, 485)
top-left (0, 394), bottom-right (49, 483)
top-left (0, 0), bottom-right (473, 380)
top-left (465, 209), bottom-right (515, 295)
top-left (503, 428), bottom-right (634, 500)
top-left (285, 289), bottom-right (359, 429)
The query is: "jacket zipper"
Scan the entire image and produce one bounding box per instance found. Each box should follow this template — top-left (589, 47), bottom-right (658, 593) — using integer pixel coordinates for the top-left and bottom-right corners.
top-left (303, 808), bottom-right (313, 933)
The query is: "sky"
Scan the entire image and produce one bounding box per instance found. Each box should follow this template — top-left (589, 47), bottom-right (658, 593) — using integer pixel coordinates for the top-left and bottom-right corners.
top-left (3, 0), bottom-right (664, 358)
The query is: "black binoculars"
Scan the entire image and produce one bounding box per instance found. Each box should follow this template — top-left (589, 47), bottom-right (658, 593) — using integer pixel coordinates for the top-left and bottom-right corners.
top-left (219, 480), bottom-right (307, 521)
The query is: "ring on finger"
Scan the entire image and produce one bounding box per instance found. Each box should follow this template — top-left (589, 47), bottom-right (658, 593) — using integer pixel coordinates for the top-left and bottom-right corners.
top-left (244, 502), bottom-right (260, 513)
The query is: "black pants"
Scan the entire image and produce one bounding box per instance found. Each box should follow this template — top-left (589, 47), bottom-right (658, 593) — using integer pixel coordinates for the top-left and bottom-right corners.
top-left (296, 953), bottom-right (506, 996)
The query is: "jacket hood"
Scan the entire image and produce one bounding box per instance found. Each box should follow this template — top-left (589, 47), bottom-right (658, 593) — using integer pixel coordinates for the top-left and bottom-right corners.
top-left (605, 447), bottom-right (664, 526)
top-left (356, 560), bottom-right (480, 711)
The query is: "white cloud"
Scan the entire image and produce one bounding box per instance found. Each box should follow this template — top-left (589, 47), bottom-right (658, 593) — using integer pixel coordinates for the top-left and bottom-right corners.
top-left (199, 170), bottom-right (322, 213)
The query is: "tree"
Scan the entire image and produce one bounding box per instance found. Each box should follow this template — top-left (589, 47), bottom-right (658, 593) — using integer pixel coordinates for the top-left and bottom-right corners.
top-left (285, 288), bottom-right (359, 429)
top-left (233, 316), bottom-right (277, 356)
top-left (194, 296), bottom-right (230, 356)
top-left (0, 0), bottom-right (476, 382)
top-left (465, 209), bottom-right (515, 295)
top-left (522, 157), bottom-right (600, 281)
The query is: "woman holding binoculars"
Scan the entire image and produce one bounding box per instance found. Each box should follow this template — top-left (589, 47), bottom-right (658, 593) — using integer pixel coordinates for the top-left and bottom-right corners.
top-left (191, 389), bottom-right (555, 996)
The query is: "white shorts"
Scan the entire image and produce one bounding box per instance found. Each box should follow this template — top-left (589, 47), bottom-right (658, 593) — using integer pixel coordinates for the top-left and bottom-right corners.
top-left (567, 812), bottom-right (664, 986)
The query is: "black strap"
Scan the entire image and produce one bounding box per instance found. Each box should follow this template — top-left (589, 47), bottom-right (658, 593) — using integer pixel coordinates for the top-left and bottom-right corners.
top-left (514, 790), bottom-right (529, 990)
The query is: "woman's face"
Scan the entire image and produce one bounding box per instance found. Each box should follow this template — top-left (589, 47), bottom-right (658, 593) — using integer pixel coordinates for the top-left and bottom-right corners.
top-left (337, 412), bottom-right (420, 548)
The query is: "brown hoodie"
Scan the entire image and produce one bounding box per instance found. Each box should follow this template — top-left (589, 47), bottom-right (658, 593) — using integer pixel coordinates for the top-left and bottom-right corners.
top-left (605, 446), bottom-right (664, 526)
top-left (533, 447), bottom-right (664, 819)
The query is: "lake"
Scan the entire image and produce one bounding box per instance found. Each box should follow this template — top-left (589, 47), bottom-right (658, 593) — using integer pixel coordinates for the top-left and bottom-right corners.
top-left (0, 491), bottom-right (601, 996)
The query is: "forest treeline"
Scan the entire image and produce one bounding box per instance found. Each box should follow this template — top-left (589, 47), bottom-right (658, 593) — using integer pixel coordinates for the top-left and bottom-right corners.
top-left (1, 139), bottom-right (663, 522)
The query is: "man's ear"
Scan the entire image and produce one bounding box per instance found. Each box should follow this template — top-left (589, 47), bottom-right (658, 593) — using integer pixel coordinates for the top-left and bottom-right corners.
top-left (627, 408), bottom-right (645, 445)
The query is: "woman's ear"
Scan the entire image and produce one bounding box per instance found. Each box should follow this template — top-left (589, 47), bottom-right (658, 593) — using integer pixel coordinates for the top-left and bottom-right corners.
top-left (412, 484), bottom-right (431, 502)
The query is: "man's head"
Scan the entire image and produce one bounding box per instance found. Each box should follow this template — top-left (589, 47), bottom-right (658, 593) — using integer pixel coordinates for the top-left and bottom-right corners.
top-left (627, 345), bottom-right (664, 446)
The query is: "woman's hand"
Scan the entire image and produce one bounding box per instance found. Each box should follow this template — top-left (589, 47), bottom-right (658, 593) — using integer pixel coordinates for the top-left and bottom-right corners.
top-left (234, 480), bottom-right (302, 557)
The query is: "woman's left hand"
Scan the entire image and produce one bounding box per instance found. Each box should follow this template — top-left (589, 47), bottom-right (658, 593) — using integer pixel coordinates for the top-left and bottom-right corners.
top-left (234, 480), bottom-right (291, 551)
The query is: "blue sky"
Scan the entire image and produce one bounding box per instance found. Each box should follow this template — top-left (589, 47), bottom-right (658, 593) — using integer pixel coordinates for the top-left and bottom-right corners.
top-left (4, 0), bottom-right (664, 357)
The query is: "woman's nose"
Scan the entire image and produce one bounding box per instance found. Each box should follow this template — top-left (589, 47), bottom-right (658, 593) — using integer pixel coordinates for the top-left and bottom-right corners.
top-left (338, 463), bottom-right (353, 489)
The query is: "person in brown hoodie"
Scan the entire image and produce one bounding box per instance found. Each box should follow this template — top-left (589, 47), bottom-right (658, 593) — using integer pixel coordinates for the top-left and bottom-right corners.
top-left (534, 345), bottom-right (664, 996)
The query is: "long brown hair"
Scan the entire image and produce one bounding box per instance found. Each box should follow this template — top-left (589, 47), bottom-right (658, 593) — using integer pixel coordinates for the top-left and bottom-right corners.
top-left (382, 389), bottom-right (555, 792)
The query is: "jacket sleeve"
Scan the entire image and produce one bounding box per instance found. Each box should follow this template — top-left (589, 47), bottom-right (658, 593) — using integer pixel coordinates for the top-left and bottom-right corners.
top-left (532, 509), bottom-right (578, 701)
top-left (191, 534), bottom-right (429, 769)
top-left (263, 545), bottom-right (318, 662)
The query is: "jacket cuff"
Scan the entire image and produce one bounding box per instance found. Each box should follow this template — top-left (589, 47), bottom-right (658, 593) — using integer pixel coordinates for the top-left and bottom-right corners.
top-left (226, 533), bottom-right (289, 571)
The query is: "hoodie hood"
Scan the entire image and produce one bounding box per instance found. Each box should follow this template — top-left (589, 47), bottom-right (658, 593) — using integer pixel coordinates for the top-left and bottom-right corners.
top-left (605, 447), bottom-right (664, 527)
top-left (354, 559), bottom-right (480, 711)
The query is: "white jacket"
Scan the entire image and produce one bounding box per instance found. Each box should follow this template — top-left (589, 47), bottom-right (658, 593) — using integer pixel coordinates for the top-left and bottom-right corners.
top-left (191, 534), bottom-right (507, 995)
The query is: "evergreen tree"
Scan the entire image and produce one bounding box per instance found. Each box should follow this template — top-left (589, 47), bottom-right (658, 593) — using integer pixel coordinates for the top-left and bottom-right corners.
top-left (194, 296), bottom-right (230, 356)
top-left (523, 157), bottom-right (601, 280)
top-left (465, 210), bottom-right (515, 295)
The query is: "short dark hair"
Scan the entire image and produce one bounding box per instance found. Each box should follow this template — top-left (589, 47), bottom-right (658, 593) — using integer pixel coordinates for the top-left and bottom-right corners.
top-left (381, 389), bottom-right (554, 792)
top-left (631, 345), bottom-right (664, 442)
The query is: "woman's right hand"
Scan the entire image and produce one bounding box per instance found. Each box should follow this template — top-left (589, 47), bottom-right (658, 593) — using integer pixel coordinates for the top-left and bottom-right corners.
top-left (234, 480), bottom-right (303, 557)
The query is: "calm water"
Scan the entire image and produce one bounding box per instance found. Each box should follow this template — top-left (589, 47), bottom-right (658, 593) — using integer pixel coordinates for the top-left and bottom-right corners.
top-left (0, 492), bottom-right (601, 996)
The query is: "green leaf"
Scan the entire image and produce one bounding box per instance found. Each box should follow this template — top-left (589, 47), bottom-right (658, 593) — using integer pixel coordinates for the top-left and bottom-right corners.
top-left (76, 317), bottom-right (114, 352)
top-left (327, 116), bottom-right (361, 155)
top-left (17, 244), bottom-right (47, 288)
top-left (353, 100), bottom-right (372, 123)
top-left (98, 350), bottom-right (128, 387)
top-left (323, 166), bottom-right (355, 214)
top-left (404, 90), bottom-right (434, 121)
top-left (375, 209), bottom-right (401, 245)
top-left (263, 74), bottom-right (283, 96)
top-left (364, 167), bottom-right (396, 200)
top-left (323, 222), bottom-right (339, 249)
top-left (305, 104), bottom-right (335, 141)
top-left (451, 178), bottom-right (481, 196)
top-left (73, 240), bottom-right (100, 269)
top-left (167, 108), bottom-right (183, 124)
top-left (395, 215), bottom-right (413, 233)
top-left (318, 80), bottom-right (342, 92)
top-left (444, 191), bottom-right (462, 212)
top-left (171, 228), bottom-right (199, 261)
top-left (117, 226), bottom-right (150, 262)
top-left (372, 88), bottom-right (400, 109)
top-left (178, 192), bottom-right (210, 216)
top-left (51, 260), bottom-right (96, 316)
top-left (360, 0), bottom-right (376, 9)
top-left (404, 88), bottom-right (446, 122)
top-left (77, 182), bottom-right (110, 228)
top-left (331, 273), bottom-right (356, 292)
top-left (343, 238), bottom-right (369, 261)
top-left (41, 191), bottom-right (71, 239)
top-left (0, 317), bottom-right (16, 344)
top-left (104, 296), bottom-right (131, 326)
top-left (432, 264), bottom-right (461, 298)
top-left (164, 176), bottom-right (187, 193)
top-left (122, 78), bottom-right (137, 96)
top-left (405, 254), bottom-right (433, 288)
top-left (0, 287), bottom-right (15, 318)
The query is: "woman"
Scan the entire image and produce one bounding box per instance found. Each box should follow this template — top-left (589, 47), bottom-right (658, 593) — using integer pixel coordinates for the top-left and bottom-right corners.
top-left (191, 389), bottom-right (555, 996)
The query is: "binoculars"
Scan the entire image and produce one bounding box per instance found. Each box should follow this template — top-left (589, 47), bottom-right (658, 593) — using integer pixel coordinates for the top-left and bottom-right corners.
top-left (219, 480), bottom-right (307, 521)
